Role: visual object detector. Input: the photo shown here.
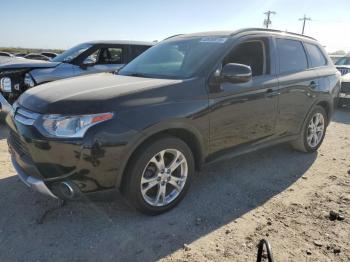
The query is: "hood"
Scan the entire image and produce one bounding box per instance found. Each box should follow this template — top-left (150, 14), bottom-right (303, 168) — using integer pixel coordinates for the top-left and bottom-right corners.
top-left (0, 59), bottom-right (61, 70)
top-left (18, 73), bottom-right (183, 114)
top-left (0, 56), bottom-right (18, 65)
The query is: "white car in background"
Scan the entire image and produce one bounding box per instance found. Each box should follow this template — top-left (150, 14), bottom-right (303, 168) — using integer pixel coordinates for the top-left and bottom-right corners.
top-left (335, 56), bottom-right (350, 106)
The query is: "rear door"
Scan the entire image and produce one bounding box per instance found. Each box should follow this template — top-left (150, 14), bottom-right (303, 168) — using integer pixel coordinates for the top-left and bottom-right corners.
top-left (275, 38), bottom-right (319, 136)
top-left (208, 36), bottom-right (279, 154)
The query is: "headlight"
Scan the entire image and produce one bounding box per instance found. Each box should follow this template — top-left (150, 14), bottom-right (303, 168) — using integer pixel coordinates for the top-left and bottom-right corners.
top-left (24, 73), bottom-right (35, 88)
top-left (0, 77), bottom-right (12, 92)
top-left (41, 112), bottom-right (114, 138)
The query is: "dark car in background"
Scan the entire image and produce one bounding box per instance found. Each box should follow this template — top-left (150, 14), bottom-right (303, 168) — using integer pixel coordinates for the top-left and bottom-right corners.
top-left (6, 29), bottom-right (340, 215)
top-left (24, 53), bottom-right (51, 61)
top-left (0, 40), bottom-right (153, 111)
top-left (0, 52), bottom-right (14, 57)
top-left (15, 53), bottom-right (27, 58)
top-left (40, 52), bottom-right (58, 59)
top-left (335, 56), bottom-right (350, 106)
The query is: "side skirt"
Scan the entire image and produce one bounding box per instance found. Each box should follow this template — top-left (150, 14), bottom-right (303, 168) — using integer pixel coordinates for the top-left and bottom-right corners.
top-left (204, 134), bottom-right (299, 166)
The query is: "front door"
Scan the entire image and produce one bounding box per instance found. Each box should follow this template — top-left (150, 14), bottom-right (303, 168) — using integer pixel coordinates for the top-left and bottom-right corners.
top-left (208, 37), bottom-right (278, 154)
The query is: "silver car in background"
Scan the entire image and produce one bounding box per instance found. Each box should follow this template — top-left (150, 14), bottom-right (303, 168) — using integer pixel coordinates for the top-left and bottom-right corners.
top-left (0, 40), bottom-right (153, 113)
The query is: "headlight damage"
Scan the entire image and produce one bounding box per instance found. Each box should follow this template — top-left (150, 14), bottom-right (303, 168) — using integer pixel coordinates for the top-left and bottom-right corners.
top-left (40, 112), bottom-right (114, 138)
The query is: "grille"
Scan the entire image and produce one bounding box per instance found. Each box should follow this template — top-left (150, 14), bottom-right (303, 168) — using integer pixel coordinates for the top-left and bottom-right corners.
top-left (8, 131), bottom-right (30, 157)
top-left (341, 82), bottom-right (350, 93)
top-left (338, 68), bottom-right (350, 76)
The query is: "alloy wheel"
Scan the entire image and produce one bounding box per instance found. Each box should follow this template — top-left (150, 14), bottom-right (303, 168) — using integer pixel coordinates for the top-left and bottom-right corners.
top-left (140, 149), bottom-right (188, 207)
top-left (306, 112), bottom-right (325, 148)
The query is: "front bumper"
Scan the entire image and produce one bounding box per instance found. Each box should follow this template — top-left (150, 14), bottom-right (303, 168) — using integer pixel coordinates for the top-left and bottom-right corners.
top-left (6, 108), bottom-right (141, 198)
top-left (11, 156), bottom-right (57, 198)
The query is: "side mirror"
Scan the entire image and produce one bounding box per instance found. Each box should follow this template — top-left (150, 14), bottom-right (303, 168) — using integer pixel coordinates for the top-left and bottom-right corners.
top-left (81, 57), bottom-right (96, 67)
top-left (220, 63), bottom-right (252, 84)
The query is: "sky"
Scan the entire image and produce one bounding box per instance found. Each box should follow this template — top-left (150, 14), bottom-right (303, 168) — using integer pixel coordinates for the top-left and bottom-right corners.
top-left (0, 0), bottom-right (349, 52)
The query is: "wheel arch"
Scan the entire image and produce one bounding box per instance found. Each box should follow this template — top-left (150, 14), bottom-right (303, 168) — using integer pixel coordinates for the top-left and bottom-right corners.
top-left (116, 123), bottom-right (207, 190)
top-left (316, 100), bottom-right (332, 124)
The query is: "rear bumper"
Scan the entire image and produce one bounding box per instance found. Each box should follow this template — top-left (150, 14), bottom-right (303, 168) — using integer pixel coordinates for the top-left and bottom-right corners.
top-left (11, 156), bottom-right (57, 199)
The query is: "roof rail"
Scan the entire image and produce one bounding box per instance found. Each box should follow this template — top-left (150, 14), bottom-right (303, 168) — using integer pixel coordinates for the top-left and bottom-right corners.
top-left (163, 34), bottom-right (184, 41)
top-left (230, 28), bottom-right (316, 41)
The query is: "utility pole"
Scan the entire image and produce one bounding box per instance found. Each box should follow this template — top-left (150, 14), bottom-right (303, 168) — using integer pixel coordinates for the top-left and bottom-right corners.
top-left (299, 15), bottom-right (311, 35)
top-left (263, 10), bottom-right (276, 29)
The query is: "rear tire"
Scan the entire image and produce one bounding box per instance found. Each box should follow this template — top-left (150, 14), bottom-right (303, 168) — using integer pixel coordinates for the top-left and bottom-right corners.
top-left (291, 105), bottom-right (327, 153)
top-left (123, 136), bottom-right (195, 215)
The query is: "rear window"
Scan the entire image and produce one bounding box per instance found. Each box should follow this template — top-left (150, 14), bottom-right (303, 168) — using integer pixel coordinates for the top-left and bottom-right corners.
top-left (277, 39), bottom-right (308, 74)
top-left (304, 43), bottom-right (327, 68)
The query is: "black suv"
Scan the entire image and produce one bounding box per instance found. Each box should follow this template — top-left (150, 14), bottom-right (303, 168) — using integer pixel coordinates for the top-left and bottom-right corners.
top-left (7, 29), bottom-right (340, 215)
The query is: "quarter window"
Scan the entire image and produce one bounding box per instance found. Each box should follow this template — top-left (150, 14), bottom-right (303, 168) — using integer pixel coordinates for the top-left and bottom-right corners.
top-left (277, 39), bottom-right (308, 73)
top-left (304, 43), bottom-right (327, 68)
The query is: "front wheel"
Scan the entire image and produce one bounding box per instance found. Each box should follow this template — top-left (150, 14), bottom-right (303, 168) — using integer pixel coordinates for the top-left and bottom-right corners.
top-left (291, 105), bottom-right (327, 152)
top-left (123, 136), bottom-right (194, 215)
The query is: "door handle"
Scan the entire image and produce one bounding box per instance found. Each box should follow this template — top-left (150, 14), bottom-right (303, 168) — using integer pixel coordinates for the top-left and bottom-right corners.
top-left (309, 81), bottom-right (319, 89)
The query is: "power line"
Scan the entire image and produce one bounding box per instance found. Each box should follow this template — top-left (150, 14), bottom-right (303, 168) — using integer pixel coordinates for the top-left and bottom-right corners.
top-left (299, 15), bottom-right (312, 35)
top-left (263, 10), bottom-right (276, 29)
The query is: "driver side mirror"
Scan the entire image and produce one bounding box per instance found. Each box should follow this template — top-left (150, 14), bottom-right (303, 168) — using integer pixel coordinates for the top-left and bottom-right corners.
top-left (220, 63), bottom-right (252, 84)
top-left (81, 57), bottom-right (96, 68)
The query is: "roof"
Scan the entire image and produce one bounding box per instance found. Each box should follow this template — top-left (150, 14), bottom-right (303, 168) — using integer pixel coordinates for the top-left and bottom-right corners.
top-left (84, 40), bottom-right (155, 46)
top-left (166, 28), bottom-right (317, 42)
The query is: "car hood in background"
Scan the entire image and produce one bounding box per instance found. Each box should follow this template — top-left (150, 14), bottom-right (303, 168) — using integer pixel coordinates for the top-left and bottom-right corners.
top-left (18, 73), bottom-right (183, 114)
top-left (0, 60), bottom-right (61, 70)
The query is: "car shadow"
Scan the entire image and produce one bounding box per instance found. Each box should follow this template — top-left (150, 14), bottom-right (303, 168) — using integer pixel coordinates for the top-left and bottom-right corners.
top-left (332, 108), bottom-right (350, 125)
top-left (0, 143), bottom-right (317, 261)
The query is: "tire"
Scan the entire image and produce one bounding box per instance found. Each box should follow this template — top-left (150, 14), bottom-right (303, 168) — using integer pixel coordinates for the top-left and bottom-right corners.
top-left (291, 105), bottom-right (328, 153)
top-left (123, 136), bottom-right (195, 215)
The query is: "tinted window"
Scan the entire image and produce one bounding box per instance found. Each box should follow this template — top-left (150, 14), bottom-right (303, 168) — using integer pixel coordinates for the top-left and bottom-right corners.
top-left (277, 39), bottom-right (308, 73)
top-left (304, 43), bottom-right (327, 68)
top-left (224, 40), bottom-right (268, 76)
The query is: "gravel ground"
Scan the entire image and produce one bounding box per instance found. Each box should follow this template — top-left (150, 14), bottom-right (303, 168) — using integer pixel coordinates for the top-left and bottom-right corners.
top-left (0, 109), bottom-right (349, 262)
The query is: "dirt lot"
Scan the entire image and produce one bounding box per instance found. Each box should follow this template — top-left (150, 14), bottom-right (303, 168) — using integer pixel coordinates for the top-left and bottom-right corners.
top-left (0, 109), bottom-right (349, 262)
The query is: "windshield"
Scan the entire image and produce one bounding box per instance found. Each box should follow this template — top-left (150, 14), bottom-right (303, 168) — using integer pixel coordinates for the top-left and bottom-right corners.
top-left (335, 57), bottom-right (350, 65)
top-left (119, 37), bottom-right (230, 79)
top-left (52, 43), bottom-right (92, 63)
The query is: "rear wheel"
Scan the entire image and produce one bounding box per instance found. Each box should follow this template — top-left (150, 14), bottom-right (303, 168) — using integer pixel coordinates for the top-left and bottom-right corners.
top-left (291, 105), bottom-right (327, 152)
top-left (123, 136), bottom-right (194, 215)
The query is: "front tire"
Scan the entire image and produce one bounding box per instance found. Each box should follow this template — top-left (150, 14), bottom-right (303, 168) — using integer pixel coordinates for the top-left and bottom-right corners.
top-left (291, 105), bottom-right (327, 152)
top-left (123, 136), bottom-right (195, 215)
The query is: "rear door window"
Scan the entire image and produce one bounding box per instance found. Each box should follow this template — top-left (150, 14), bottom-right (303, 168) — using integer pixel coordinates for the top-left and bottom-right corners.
top-left (277, 39), bottom-right (308, 74)
top-left (304, 43), bottom-right (327, 68)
